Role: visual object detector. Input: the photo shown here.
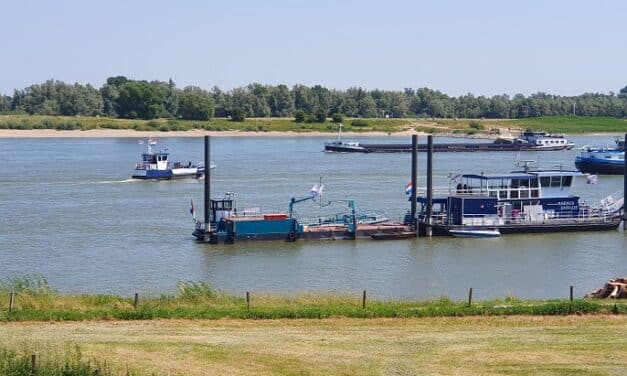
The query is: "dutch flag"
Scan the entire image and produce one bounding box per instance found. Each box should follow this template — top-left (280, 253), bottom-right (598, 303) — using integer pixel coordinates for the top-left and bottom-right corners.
top-left (405, 182), bottom-right (413, 196)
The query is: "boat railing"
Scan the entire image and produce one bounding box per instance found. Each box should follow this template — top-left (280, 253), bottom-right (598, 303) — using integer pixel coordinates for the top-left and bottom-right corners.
top-left (421, 205), bottom-right (621, 226)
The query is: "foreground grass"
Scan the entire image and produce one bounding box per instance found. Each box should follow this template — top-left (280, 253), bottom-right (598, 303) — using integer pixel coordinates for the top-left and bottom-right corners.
top-left (2, 316), bottom-right (627, 375)
top-left (1, 277), bottom-right (626, 322)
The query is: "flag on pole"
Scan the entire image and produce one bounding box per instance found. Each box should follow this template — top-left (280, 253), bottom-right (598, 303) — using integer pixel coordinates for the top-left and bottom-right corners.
top-left (405, 182), bottom-right (413, 196)
top-left (190, 199), bottom-right (196, 220)
top-left (310, 183), bottom-right (325, 198)
top-left (450, 174), bottom-right (463, 184)
top-left (148, 137), bottom-right (157, 145)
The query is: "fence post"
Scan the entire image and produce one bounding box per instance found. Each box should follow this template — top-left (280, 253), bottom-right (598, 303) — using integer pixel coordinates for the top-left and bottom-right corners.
top-left (133, 293), bottom-right (139, 309)
top-left (31, 354), bottom-right (37, 375)
top-left (468, 288), bottom-right (473, 307)
top-left (570, 285), bottom-right (573, 302)
top-left (9, 292), bottom-right (14, 313)
top-left (362, 290), bottom-right (366, 309)
top-left (246, 291), bottom-right (250, 310)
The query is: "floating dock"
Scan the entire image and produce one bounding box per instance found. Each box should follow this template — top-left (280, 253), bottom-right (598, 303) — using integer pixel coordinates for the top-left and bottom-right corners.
top-left (193, 136), bottom-right (415, 244)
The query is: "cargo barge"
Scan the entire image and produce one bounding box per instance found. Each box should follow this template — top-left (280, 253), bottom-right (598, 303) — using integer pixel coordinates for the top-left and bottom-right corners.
top-left (324, 129), bottom-right (575, 153)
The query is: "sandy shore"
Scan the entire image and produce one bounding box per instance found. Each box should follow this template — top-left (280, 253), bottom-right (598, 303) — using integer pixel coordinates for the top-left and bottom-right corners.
top-left (0, 129), bottom-right (427, 138)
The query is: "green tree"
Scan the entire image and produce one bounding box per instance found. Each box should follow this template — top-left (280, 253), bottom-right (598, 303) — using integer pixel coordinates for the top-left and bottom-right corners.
top-left (177, 86), bottom-right (215, 120)
top-left (116, 81), bottom-right (167, 119)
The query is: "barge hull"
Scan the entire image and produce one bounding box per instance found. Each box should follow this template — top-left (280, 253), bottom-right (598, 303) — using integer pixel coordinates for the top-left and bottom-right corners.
top-left (428, 218), bottom-right (622, 236)
top-left (325, 143), bottom-right (573, 153)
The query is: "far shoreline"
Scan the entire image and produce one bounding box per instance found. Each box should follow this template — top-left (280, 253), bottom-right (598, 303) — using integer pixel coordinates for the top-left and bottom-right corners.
top-left (0, 128), bottom-right (624, 139)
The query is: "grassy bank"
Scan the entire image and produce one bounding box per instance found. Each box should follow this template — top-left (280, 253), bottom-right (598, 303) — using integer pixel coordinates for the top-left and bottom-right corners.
top-left (0, 115), bottom-right (410, 133)
top-left (3, 316), bottom-right (627, 375)
top-left (3, 277), bottom-right (627, 374)
top-left (1, 277), bottom-right (626, 322)
top-left (0, 114), bottom-right (625, 135)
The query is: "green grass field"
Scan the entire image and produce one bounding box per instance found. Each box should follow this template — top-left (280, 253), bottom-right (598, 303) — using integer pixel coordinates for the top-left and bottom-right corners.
top-left (2, 277), bottom-right (627, 374)
top-left (2, 316), bottom-right (627, 375)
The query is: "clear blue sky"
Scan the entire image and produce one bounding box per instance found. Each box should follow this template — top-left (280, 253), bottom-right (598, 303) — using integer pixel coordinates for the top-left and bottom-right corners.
top-left (1, 0), bottom-right (625, 96)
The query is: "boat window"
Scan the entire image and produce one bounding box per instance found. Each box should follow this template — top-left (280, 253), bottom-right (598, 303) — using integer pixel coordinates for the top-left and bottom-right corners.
top-left (531, 189), bottom-right (539, 198)
top-left (540, 177), bottom-right (550, 187)
top-left (489, 191), bottom-right (497, 198)
top-left (511, 179), bottom-right (519, 188)
top-left (530, 178), bottom-right (539, 188)
top-left (499, 190), bottom-right (507, 199)
top-left (510, 190), bottom-right (519, 198)
top-left (550, 176), bottom-right (561, 187)
top-left (562, 176), bottom-right (572, 187)
top-left (520, 189), bottom-right (529, 198)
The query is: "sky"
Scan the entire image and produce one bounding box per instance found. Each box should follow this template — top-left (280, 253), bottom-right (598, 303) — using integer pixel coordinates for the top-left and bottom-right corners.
top-left (1, 0), bottom-right (625, 97)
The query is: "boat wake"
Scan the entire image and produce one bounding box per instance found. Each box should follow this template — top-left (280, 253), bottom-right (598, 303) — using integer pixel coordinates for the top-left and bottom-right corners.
top-left (95, 179), bottom-right (137, 184)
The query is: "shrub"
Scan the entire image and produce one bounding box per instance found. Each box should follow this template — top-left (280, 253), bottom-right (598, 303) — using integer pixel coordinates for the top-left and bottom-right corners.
top-left (351, 119), bottom-right (369, 127)
top-left (294, 110), bottom-right (306, 123)
top-left (331, 113), bottom-right (343, 123)
top-left (468, 121), bottom-right (484, 130)
top-left (314, 110), bottom-right (327, 123)
top-left (230, 108), bottom-right (246, 122)
top-left (159, 125), bottom-right (170, 132)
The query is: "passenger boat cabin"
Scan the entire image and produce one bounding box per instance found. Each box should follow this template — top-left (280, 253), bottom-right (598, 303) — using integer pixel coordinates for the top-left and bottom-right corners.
top-left (416, 169), bottom-right (583, 225)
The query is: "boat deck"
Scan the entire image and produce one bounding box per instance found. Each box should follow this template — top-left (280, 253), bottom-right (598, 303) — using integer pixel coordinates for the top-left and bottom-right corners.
top-left (301, 223), bottom-right (411, 240)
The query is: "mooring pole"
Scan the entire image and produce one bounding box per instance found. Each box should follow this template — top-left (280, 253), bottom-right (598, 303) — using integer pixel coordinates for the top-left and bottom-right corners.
top-left (411, 134), bottom-right (418, 230)
top-left (426, 135), bottom-right (434, 237)
top-left (624, 133), bottom-right (626, 230)
top-left (204, 135), bottom-right (210, 234)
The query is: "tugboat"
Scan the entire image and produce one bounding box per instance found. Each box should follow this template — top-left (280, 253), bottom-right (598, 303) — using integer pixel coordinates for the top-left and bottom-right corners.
top-left (575, 138), bottom-right (625, 175)
top-left (132, 138), bottom-right (214, 180)
top-left (414, 160), bottom-right (624, 235)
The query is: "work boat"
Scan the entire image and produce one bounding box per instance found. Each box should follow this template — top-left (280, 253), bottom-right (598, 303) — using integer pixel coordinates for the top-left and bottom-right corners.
top-left (132, 138), bottom-right (215, 180)
top-left (414, 161), bottom-right (624, 235)
top-left (575, 138), bottom-right (625, 175)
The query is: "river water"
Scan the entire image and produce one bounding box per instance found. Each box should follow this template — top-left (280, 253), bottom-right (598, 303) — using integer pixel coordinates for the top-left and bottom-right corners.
top-left (1, 135), bottom-right (625, 300)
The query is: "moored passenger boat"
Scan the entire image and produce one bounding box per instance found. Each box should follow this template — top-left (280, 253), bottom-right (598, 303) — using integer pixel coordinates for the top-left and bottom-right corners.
top-left (414, 161), bottom-right (624, 235)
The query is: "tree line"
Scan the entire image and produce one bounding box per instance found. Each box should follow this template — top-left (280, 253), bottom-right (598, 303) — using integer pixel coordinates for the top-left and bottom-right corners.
top-left (1, 76), bottom-right (626, 121)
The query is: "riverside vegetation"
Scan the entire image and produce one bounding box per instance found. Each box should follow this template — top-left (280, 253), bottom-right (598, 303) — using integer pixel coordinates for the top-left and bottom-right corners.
top-left (2, 276), bottom-right (627, 375)
top-left (1, 275), bottom-right (627, 322)
top-left (2, 77), bottom-right (627, 122)
top-left (1, 114), bottom-right (626, 135)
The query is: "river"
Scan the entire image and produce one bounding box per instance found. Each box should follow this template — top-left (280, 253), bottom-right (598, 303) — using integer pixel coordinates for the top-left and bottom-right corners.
top-left (0, 135), bottom-right (625, 300)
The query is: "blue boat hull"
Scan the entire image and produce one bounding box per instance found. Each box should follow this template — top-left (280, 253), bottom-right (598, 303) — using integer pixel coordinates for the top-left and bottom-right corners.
top-left (132, 168), bottom-right (204, 180)
top-left (575, 158), bottom-right (624, 175)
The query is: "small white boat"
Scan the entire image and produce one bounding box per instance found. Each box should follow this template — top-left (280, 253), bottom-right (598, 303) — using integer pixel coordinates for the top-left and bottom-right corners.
top-left (449, 228), bottom-right (501, 238)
